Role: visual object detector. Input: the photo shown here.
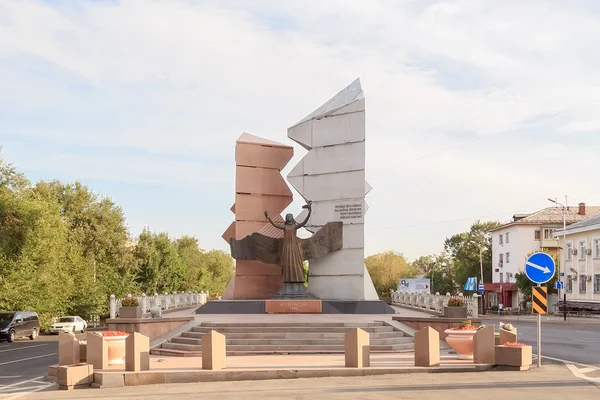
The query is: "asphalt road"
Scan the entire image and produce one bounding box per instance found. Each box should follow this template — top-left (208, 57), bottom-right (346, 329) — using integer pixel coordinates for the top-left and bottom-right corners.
top-left (482, 319), bottom-right (600, 367)
top-left (0, 334), bottom-right (85, 386)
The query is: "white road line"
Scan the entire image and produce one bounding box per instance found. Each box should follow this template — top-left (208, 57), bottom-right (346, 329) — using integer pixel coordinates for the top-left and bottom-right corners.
top-left (566, 364), bottom-right (600, 387)
top-left (0, 344), bottom-right (48, 353)
top-left (0, 353), bottom-right (57, 366)
top-left (542, 356), bottom-right (599, 370)
top-left (573, 339), bottom-right (596, 343)
top-left (1, 381), bottom-right (55, 400)
top-left (0, 376), bottom-right (45, 390)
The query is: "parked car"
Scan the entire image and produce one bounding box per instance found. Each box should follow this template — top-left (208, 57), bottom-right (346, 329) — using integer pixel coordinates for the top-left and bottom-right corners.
top-left (0, 311), bottom-right (40, 342)
top-left (49, 316), bottom-right (87, 334)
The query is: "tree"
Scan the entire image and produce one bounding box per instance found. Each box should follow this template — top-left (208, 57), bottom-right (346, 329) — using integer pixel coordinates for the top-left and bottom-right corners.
top-left (365, 251), bottom-right (419, 295)
top-left (415, 253), bottom-right (458, 295)
top-left (444, 220), bottom-right (501, 290)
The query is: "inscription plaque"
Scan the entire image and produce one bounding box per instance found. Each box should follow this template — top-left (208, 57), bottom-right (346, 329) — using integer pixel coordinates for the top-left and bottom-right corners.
top-left (334, 203), bottom-right (363, 220)
top-left (265, 300), bottom-right (322, 314)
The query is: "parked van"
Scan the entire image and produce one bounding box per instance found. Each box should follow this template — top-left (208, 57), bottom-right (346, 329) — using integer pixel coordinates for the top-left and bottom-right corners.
top-left (0, 311), bottom-right (40, 342)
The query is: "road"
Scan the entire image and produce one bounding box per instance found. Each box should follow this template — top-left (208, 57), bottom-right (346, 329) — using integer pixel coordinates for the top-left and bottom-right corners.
top-left (482, 319), bottom-right (600, 366)
top-left (0, 334), bottom-right (85, 386)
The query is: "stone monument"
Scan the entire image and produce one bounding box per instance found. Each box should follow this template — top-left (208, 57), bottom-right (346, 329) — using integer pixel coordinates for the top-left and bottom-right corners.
top-left (221, 133), bottom-right (294, 299)
top-left (230, 201), bottom-right (343, 298)
top-left (287, 78), bottom-right (379, 300)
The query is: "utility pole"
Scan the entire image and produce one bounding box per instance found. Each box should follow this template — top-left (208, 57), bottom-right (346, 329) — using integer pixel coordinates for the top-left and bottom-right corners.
top-left (548, 196), bottom-right (567, 321)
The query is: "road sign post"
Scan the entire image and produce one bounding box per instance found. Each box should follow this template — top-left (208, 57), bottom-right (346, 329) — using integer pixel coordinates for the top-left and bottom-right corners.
top-left (525, 253), bottom-right (556, 368)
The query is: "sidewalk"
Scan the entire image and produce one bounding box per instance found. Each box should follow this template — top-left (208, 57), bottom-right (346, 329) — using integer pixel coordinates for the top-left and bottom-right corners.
top-left (482, 314), bottom-right (600, 326)
top-left (30, 364), bottom-right (599, 399)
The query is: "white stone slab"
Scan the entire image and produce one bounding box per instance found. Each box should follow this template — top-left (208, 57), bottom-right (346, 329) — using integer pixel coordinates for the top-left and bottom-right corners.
top-left (290, 78), bottom-right (363, 129)
top-left (308, 249), bottom-right (365, 276)
top-left (308, 275), bottom-right (366, 301)
top-left (331, 98), bottom-right (365, 116)
top-left (365, 180), bottom-right (372, 196)
top-left (287, 120), bottom-right (312, 150)
top-left (287, 175), bottom-right (304, 198)
top-left (296, 170), bottom-right (366, 202)
top-left (363, 265), bottom-right (379, 300)
top-left (304, 223), bottom-right (364, 249)
top-left (287, 142), bottom-right (365, 178)
top-left (299, 199), bottom-right (365, 226)
top-left (312, 111), bottom-right (365, 147)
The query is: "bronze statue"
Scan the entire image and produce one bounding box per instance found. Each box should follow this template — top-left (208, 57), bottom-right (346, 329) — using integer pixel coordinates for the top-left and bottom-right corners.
top-left (229, 201), bottom-right (343, 298)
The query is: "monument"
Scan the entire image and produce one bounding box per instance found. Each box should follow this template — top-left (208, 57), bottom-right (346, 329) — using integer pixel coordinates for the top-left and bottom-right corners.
top-left (198, 78), bottom-right (392, 314)
top-left (230, 201), bottom-right (343, 298)
top-left (287, 78), bottom-right (379, 301)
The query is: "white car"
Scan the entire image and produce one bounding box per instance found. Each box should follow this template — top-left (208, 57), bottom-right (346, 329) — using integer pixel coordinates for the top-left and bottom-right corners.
top-left (49, 316), bottom-right (87, 334)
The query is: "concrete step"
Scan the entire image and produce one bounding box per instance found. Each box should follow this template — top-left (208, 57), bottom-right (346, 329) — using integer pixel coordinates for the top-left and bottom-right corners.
top-left (161, 342), bottom-right (202, 352)
top-left (200, 322), bottom-right (386, 328)
top-left (181, 331), bottom-right (403, 340)
top-left (171, 336), bottom-right (412, 346)
top-left (190, 326), bottom-right (395, 334)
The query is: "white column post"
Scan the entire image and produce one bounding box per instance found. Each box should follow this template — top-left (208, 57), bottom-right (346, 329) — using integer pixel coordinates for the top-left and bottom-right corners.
top-left (109, 294), bottom-right (116, 319)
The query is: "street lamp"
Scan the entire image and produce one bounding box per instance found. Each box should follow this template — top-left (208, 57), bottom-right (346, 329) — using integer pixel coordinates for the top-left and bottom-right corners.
top-left (468, 240), bottom-right (486, 284)
top-left (548, 197), bottom-right (567, 320)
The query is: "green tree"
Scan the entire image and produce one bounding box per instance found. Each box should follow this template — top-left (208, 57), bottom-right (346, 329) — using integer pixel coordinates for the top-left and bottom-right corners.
top-left (197, 249), bottom-right (234, 295)
top-left (415, 253), bottom-right (457, 295)
top-left (365, 251), bottom-right (419, 295)
top-left (444, 220), bottom-right (501, 290)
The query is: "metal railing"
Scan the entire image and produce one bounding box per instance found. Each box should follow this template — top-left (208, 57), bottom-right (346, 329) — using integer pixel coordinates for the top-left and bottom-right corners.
top-left (109, 291), bottom-right (209, 319)
top-left (391, 291), bottom-right (480, 319)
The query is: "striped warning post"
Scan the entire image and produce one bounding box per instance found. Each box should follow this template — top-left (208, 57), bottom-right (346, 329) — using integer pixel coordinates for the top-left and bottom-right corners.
top-left (532, 286), bottom-right (548, 314)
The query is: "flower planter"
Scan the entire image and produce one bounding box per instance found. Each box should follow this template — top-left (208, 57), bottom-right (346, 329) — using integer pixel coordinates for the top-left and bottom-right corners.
top-left (444, 329), bottom-right (476, 359)
top-left (443, 306), bottom-right (467, 319)
top-left (495, 345), bottom-right (532, 370)
top-left (57, 363), bottom-right (94, 390)
top-left (105, 335), bottom-right (128, 365)
top-left (119, 306), bottom-right (142, 319)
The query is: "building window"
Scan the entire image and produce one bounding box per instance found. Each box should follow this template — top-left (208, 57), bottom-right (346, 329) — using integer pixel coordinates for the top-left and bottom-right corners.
top-left (499, 272), bottom-right (503, 283)
top-left (499, 253), bottom-right (504, 266)
top-left (534, 230), bottom-right (541, 240)
top-left (595, 274), bottom-right (600, 292)
top-left (506, 252), bottom-right (510, 263)
top-left (594, 239), bottom-right (600, 259)
top-left (499, 234), bottom-right (503, 245)
top-left (566, 242), bottom-right (573, 261)
top-left (566, 275), bottom-right (573, 292)
top-left (543, 229), bottom-right (554, 240)
top-left (506, 232), bottom-right (510, 243)
top-left (579, 276), bottom-right (587, 293)
top-left (579, 240), bottom-right (587, 260)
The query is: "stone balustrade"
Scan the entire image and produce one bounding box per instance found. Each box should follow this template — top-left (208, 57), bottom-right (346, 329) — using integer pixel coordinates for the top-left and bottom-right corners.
top-left (109, 291), bottom-right (209, 319)
top-left (391, 291), bottom-right (480, 319)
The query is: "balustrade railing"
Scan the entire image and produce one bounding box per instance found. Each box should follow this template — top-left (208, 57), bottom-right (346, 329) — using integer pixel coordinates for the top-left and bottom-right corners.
top-left (109, 291), bottom-right (209, 319)
top-left (391, 291), bottom-right (479, 319)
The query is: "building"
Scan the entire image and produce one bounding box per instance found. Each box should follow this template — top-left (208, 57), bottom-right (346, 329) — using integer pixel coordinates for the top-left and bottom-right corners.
top-left (487, 203), bottom-right (600, 311)
top-left (553, 213), bottom-right (600, 306)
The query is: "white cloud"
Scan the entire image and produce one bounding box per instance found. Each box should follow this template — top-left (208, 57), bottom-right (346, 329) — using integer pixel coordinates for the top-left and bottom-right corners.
top-left (1, 0), bottom-right (600, 259)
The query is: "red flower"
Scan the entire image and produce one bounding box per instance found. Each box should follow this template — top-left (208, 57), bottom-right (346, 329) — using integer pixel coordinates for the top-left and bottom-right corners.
top-left (504, 342), bottom-right (525, 348)
top-left (98, 331), bottom-right (129, 337)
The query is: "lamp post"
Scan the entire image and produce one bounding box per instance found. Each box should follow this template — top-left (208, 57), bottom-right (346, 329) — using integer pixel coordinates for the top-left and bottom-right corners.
top-left (548, 197), bottom-right (567, 321)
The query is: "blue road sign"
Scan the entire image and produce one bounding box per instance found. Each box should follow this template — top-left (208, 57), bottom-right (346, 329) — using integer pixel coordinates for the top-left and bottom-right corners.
top-left (525, 252), bottom-right (556, 284)
top-left (478, 283), bottom-right (485, 293)
top-left (464, 277), bottom-right (477, 291)
top-left (554, 281), bottom-right (564, 290)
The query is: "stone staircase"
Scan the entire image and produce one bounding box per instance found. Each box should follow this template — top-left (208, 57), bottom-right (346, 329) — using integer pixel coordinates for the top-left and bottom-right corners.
top-left (151, 321), bottom-right (413, 356)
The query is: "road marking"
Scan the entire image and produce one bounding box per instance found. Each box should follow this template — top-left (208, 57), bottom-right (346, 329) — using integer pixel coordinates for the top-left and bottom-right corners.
top-left (575, 330), bottom-right (595, 334)
top-left (573, 338), bottom-right (596, 343)
top-left (0, 353), bottom-right (57, 366)
top-left (0, 376), bottom-right (55, 400)
top-left (566, 364), bottom-right (600, 387)
top-left (0, 344), bottom-right (48, 353)
top-left (542, 355), bottom-right (599, 370)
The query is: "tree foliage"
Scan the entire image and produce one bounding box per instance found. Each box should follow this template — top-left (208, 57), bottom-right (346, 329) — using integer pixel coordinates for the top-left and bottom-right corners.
top-left (365, 251), bottom-right (419, 295)
top-left (0, 152), bottom-right (234, 328)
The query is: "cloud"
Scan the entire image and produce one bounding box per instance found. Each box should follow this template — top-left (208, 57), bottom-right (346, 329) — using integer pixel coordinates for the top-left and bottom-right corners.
top-left (1, 0), bottom-right (600, 260)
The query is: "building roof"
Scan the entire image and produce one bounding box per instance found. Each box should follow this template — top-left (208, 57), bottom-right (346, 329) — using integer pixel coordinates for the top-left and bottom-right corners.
top-left (556, 213), bottom-right (600, 235)
top-left (489, 205), bottom-right (600, 232)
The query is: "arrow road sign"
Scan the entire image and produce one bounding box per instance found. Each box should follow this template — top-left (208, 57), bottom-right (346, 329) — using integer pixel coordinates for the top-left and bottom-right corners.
top-left (554, 281), bottom-right (564, 290)
top-left (525, 252), bottom-right (556, 284)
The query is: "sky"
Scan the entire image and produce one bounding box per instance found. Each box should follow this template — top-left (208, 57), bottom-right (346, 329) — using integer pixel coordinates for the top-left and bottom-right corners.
top-left (1, 0), bottom-right (600, 261)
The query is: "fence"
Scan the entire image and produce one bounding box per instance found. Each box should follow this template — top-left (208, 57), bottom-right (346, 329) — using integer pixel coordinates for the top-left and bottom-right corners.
top-left (391, 291), bottom-right (480, 319)
top-left (109, 291), bottom-right (209, 319)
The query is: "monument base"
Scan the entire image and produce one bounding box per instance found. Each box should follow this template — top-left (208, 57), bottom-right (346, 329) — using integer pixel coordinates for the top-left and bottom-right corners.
top-left (271, 282), bottom-right (316, 299)
top-left (195, 300), bottom-right (395, 314)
